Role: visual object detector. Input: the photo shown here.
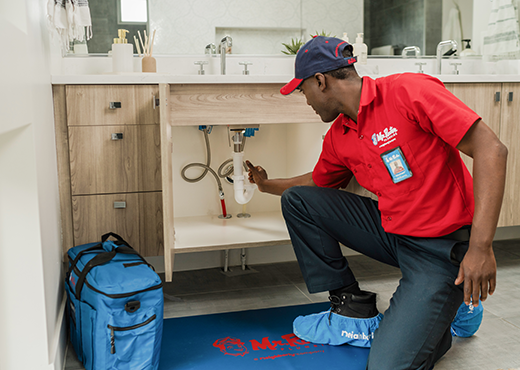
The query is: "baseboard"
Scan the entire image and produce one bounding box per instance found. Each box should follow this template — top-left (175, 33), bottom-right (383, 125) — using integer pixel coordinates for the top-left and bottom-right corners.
top-left (48, 292), bottom-right (67, 370)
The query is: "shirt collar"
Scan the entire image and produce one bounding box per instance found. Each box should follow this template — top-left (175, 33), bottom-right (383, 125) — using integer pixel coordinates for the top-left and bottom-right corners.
top-left (341, 76), bottom-right (377, 134)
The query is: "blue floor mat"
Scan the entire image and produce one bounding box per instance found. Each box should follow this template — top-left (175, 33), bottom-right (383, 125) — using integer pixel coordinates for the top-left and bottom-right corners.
top-left (159, 302), bottom-right (369, 370)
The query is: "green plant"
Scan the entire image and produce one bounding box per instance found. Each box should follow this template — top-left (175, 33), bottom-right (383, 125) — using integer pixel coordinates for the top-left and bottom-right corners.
top-left (282, 38), bottom-right (304, 55)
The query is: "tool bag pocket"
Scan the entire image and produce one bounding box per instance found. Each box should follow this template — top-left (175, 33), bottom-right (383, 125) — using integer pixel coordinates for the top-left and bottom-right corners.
top-left (105, 309), bottom-right (159, 369)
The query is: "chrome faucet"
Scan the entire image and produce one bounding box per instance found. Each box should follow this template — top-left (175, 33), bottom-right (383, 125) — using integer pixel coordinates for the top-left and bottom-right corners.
top-left (205, 43), bottom-right (216, 55)
top-left (402, 46), bottom-right (421, 57)
top-left (220, 35), bottom-right (233, 75)
top-left (436, 40), bottom-right (458, 74)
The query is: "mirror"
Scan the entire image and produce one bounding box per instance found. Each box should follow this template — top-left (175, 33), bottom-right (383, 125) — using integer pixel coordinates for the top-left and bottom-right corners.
top-left (83, 0), bottom-right (362, 55)
top-left (79, 0), bottom-right (475, 56)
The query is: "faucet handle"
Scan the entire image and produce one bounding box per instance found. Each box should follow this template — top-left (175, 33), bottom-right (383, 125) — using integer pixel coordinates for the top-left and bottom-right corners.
top-left (415, 62), bottom-right (427, 73)
top-left (450, 62), bottom-right (462, 75)
top-left (239, 61), bottom-right (253, 75)
top-left (194, 61), bottom-right (209, 75)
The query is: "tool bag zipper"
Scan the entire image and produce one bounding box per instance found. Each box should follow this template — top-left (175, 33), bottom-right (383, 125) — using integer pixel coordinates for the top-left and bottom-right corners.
top-left (107, 314), bottom-right (157, 354)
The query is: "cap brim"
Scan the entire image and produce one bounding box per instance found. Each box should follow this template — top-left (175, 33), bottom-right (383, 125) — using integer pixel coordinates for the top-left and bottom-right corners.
top-left (280, 78), bottom-right (303, 95)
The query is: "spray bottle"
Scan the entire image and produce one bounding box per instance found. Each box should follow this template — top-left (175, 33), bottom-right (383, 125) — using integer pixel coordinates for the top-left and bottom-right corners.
top-left (353, 33), bottom-right (368, 65)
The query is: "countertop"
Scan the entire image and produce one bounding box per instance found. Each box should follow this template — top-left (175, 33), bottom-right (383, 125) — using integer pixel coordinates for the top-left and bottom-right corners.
top-left (51, 73), bottom-right (520, 85)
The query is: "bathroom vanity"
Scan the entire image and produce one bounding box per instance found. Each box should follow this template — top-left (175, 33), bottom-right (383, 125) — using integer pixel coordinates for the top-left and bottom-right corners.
top-left (52, 71), bottom-right (520, 282)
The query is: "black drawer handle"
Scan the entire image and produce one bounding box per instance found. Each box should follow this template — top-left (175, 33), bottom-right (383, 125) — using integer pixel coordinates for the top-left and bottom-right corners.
top-left (109, 102), bottom-right (122, 109)
top-left (495, 92), bottom-right (501, 102)
top-left (111, 133), bottom-right (123, 140)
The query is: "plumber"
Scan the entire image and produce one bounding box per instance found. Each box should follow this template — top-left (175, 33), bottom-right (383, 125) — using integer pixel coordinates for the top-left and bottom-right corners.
top-left (247, 36), bottom-right (507, 369)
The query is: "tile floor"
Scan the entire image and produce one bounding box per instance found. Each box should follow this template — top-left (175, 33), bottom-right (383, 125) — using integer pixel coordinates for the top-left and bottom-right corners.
top-left (65, 239), bottom-right (520, 370)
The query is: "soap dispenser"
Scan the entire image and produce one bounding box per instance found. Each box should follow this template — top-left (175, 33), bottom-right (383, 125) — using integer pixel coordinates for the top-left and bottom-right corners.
top-left (460, 39), bottom-right (477, 58)
top-left (112, 29), bottom-right (133, 73)
top-left (353, 33), bottom-right (368, 65)
top-left (342, 32), bottom-right (350, 43)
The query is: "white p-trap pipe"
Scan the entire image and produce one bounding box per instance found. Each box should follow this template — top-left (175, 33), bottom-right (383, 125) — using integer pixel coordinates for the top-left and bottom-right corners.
top-left (232, 151), bottom-right (257, 204)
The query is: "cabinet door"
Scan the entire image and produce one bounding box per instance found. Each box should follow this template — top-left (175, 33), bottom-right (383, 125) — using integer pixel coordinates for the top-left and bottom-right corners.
top-left (139, 192), bottom-right (164, 256)
top-left (69, 125), bottom-right (139, 195)
top-left (499, 83), bottom-right (520, 226)
top-left (66, 85), bottom-right (137, 126)
top-left (444, 83), bottom-right (502, 174)
top-left (72, 193), bottom-right (140, 250)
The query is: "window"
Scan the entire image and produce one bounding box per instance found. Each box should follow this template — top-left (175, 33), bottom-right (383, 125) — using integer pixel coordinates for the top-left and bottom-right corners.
top-left (119, 0), bottom-right (148, 24)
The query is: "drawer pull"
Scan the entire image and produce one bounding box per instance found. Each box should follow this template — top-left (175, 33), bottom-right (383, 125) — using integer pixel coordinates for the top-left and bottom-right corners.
top-left (109, 102), bottom-right (122, 109)
top-left (113, 201), bottom-right (126, 209)
top-left (153, 95), bottom-right (160, 109)
top-left (111, 133), bottom-right (123, 140)
top-left (508, 92), bottom-right (514, 102)
top-left (495, 92), bottom-right (501, 102)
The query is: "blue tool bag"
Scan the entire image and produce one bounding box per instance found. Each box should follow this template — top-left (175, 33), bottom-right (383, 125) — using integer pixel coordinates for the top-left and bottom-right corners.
top-left (65, 233), bottom-right (164, 370)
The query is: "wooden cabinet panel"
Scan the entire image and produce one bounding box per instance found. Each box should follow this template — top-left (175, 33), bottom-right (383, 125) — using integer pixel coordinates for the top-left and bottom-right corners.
top-left (69, 125), bottom-right (139, 195)
top-left (169, 83), bottom-right (319, 126)
top-left (136, 85), bottom-right (161, 124)
top-left (72, 193), bottom-right (140, 251)
top-left (499, 83), bottom-right (520, 226)
top-left (138, 125), bottom-right (162, 192)
top-left (139, 192), bottom-right (164, 256)
top-left (66, 85), bottom-right (137, 126)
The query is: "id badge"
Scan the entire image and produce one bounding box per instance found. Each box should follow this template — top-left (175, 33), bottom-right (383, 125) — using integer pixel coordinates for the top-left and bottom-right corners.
top-left (380, 146), bottom-right (413, 183)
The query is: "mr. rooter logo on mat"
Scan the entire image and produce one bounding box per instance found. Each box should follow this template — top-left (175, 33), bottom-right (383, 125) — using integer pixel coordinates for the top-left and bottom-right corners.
top-left (213, 333), bottom-right (325, 361)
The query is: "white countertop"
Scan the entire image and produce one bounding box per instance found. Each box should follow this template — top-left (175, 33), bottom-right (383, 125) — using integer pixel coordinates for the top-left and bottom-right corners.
top-left (51, 73), bottom-right (520, 84)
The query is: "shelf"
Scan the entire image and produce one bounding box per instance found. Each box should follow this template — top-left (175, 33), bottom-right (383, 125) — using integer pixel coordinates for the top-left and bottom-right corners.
top-left (173, 211), bottom-right (290, 253)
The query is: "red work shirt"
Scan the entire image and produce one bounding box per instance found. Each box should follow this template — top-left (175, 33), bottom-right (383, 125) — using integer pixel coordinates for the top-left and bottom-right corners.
top-left (313, 73), bottom-right (480, 237)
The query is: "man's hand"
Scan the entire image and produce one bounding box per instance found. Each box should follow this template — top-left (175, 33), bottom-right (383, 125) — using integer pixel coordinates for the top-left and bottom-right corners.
top-left (455, 243), bottom-right (497, 306)
top-left (246, 161), bottom-right (269, 192)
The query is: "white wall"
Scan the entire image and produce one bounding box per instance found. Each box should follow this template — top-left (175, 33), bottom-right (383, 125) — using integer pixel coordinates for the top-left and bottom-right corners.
top-left (149, 0), bottom-right (363, 55)
top-left (0, 1), bottom-right (65, 369)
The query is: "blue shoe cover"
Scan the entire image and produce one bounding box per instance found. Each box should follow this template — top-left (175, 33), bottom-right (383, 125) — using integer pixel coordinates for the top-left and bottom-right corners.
top-left (293, 309), bottom-right (383, 348)
top-left (451, 301), bottom-right (483, 337)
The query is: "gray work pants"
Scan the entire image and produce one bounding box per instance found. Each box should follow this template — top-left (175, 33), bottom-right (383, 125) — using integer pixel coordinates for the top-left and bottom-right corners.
top-left (281, 186), bottom-right (468, 370)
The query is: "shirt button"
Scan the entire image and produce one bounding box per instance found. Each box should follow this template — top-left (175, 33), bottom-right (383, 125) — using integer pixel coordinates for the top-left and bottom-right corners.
top-left (387, 216), bottom-right (392, 221)
top-left (367, 164), bottom-right (372, 168)
top-left (359, 135), bottom-right (364, 139)
top-left (377, 192), bottom-right (382, 197)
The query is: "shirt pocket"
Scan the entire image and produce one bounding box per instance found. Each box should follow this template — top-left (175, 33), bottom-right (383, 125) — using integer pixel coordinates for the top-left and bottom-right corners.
top-left (374, 142), bottom-right (425, 196)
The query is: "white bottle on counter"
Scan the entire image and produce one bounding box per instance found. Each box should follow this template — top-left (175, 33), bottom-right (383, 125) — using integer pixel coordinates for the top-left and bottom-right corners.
top-left (353, 33), bottom-right (368, 65)
top-left (112, 29), bottom-right (133, 73)
top-left (342, 32), bottom-right (349, 43)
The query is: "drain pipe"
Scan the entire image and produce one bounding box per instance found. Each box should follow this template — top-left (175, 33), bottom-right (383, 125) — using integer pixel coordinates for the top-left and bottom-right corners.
top-left (232, 131), bottom-right (257, 204)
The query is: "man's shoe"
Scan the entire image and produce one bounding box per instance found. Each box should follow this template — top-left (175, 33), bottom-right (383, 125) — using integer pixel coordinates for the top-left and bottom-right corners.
top-left (451, 301), bottom-right (483, 337)
top-left (293, 286), bottom-right (383, 348)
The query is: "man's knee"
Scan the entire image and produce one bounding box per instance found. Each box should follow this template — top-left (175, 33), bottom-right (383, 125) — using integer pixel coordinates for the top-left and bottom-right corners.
top-left (281, 186), bottom-right (311, 213)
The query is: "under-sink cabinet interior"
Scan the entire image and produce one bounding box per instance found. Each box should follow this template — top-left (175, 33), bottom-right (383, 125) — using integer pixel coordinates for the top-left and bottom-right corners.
top-left (53, 82), bottom-right (520, 283)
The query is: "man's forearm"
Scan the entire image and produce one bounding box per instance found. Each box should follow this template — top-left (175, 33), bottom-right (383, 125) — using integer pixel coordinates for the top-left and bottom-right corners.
top-left (470, 139), bottom-right (508, 248)
top-left (259, 172), bottom-right (315, 196)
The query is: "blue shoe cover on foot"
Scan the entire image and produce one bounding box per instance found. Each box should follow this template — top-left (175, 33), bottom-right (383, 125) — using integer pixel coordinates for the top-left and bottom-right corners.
top-left (293, 310), bottom-right (383, 348)
top-left (451, 301), bottom-right (483, 337)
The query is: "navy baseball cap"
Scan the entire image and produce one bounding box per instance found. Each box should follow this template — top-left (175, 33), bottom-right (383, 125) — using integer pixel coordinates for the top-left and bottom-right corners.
top-left (280, 36), bottom-right (357, 95)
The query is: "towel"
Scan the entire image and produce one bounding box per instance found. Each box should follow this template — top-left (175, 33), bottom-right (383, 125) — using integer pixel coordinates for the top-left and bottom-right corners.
top-left (442, 7), bottom-right (462, 52)
top-left (482, 0), bottom-right (520, 57)
top-left (47, 0), bottom-right (92, 52)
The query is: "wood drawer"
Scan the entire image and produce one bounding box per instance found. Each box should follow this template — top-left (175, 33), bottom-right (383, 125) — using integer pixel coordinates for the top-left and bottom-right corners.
top-left (69, 124), bottom-right (161, 195)
top-left (72, 191), bottom-right (163, 256)
top-left (66, 85), bottom-right (160, 126)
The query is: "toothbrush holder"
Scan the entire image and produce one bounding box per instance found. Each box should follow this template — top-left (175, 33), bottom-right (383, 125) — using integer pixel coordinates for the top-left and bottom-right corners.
top-left (142, 56), bottom-right (157, 73)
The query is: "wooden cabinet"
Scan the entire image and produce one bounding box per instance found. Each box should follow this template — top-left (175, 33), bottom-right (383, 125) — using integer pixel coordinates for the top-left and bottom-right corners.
top-left (53, 85), bottom-right (163, 256)
top-left (445, 82), bottom-right (520, 227)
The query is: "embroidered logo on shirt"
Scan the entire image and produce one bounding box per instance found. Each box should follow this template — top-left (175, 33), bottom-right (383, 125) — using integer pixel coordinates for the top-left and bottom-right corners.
top-left (371, 126), bottom-right (398, 148)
